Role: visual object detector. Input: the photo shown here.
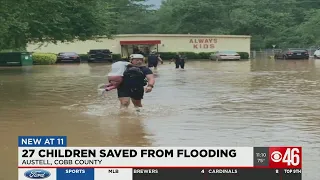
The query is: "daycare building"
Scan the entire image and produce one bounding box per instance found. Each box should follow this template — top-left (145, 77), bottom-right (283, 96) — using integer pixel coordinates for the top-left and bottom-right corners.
top-left (27, 34), bottom-right (251, 57)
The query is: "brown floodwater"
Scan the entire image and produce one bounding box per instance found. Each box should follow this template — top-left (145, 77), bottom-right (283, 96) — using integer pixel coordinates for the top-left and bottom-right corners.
top-left (0, 59), bottom-right (319, 179)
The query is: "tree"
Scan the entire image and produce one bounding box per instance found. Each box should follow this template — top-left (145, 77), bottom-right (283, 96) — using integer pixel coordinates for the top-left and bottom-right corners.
top-left (1, 0), bottom-right (319, 50)
top-left (0, 0), bottom-right (117, 50)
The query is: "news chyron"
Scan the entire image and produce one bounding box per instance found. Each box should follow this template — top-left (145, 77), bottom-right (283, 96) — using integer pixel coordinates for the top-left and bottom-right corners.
top-left (18, 136), bottom-right (302, 180)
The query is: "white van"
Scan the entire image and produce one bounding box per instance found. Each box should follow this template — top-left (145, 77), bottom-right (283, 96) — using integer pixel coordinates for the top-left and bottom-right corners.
top-left (314, 49), bottom-right (320, 59)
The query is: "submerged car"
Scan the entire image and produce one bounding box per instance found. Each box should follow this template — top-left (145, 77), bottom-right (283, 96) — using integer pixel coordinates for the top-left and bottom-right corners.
top-left (209, 51), bottom-right (240, 61)
top-left (88, 49), bottom-right (113, 62)
top-left (274, 48), bottom-right (309, 60)
top-left (56, 52), bottom-right (81, 63)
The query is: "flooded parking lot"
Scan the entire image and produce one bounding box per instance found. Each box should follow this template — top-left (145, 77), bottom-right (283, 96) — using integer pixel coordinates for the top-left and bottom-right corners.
top-left (0, 59), bottom-right (319, 179)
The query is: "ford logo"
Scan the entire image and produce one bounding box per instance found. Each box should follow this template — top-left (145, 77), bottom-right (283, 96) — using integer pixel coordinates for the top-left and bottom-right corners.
top-left (24, 169), bottom-right (51, 179)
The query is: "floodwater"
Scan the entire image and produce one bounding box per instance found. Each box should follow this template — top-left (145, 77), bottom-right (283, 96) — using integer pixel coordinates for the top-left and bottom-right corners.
top-left (1, 59), bottom-right (320, 179)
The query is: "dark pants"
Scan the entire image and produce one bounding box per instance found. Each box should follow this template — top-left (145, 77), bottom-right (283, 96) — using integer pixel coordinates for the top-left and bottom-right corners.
top-left (175, 61), bottom-right (185, 69)
top-left (117, 84), bottom-right (144, 100)
top-left (148, 61), bottom-right (158, 68)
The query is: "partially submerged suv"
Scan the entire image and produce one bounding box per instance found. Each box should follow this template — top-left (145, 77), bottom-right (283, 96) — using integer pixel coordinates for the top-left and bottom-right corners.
top-left (88, 49), bottom-right (113, 62)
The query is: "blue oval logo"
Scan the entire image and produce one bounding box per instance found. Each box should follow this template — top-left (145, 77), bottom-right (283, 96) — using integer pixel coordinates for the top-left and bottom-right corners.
top-left (24, 169), bottom-right (51, 179)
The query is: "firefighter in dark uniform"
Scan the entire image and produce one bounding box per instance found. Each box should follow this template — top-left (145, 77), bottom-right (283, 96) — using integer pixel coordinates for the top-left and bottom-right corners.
top-left (171, 53), bottom-right (185, 69)
top-left (147, 51), bottom-right (163, 70)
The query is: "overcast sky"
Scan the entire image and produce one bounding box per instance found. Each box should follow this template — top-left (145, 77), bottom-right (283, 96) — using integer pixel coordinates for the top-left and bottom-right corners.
top-left (145, 0), bottom-right (162, 8)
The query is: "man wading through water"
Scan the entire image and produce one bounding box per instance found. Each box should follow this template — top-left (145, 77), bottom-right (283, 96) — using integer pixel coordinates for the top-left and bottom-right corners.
top-left (117, 54), bottom-right (155, 110)
top-left (171, 53), bottom-right (186, 69)
top-left (147, 51), bottom-right (163, 70)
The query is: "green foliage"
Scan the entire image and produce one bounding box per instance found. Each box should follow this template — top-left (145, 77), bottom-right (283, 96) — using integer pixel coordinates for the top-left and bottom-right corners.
top-left (157, 52), bottom-right (175, 60)
top-left (158, 52), bottom-right (212, 60)
top-left (295, 9), bottom-right (320, 46)
top-left (158, 52), bottom-right (249, 60)
top-left (1, 0), bottom-right (320, 51)
top-left (79, 54), bottom-right (88, 61)
top-left (0, 48), bottom-right (26, 52)
top-left (117, 0), bottom-right (320, 49)
top-left (198, 52), bottom-right (213, 59)
top-left (180, 52), bottom-right (200, 59)
top-left (237, 52), bottom-right (249, 59)
top-left (112, 54), bottom-right (122, 61)
top-left (0, 0), bottom-right (146, 50)
top-left (32, 53), bottom-right (57, 65)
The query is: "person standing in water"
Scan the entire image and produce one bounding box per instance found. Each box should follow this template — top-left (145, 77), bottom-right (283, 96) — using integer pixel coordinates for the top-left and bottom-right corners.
top-left (117, 54), bottom-right (155, 109)
top-left (147, 51), bottom-right (163, 70)
top-left (171, 52), bottom-right (185, 69)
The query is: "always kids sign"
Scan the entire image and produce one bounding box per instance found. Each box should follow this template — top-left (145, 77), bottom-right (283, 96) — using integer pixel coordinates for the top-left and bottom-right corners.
top-left (189, 38), bottom-right (217, 49)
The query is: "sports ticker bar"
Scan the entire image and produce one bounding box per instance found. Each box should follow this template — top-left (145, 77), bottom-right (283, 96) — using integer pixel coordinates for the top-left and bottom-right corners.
top-left (132, 168), bottom-right (302, 180)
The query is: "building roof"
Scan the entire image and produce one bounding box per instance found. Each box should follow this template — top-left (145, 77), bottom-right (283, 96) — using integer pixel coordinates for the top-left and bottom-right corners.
top-left (108, 34), bottom-right (251, 38)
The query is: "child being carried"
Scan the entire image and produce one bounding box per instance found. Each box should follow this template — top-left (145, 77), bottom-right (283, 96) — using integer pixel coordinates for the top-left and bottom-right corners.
top-left (103, 61), bottom-right (130, 91)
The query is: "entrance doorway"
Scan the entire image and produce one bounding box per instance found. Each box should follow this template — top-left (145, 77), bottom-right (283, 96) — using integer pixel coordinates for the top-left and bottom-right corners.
top-left (119, 40), bottom-right (161, 58)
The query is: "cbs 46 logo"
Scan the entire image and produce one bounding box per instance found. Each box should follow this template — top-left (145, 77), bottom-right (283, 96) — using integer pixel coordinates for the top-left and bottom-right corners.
top-left (271, 148), bottom-right (300, 166)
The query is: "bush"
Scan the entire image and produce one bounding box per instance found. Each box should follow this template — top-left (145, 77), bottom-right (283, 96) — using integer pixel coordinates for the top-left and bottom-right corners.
top-left (112, 54), bottom-right (121, 61)
top-left (237, 52), bottom-right (249, 59)
top-left (32, 53), bottom-right (57, 65)
top-left (158, 51), bottom-right (249, 60)
top-left (79, 54), bottom-right (88, 61)
top-left (158, 52), bottom-right (176, 60)
top-left (198, 52), bottom-right (213, 59)
top-left (0, 48), bottom-right (27, 52)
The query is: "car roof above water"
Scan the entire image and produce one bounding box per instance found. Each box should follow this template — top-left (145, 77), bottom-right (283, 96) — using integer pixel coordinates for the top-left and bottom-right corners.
top-left (218, 50), bottom-right (237, 54)
top-left (89, 49), bottom-right (110, 52)
top-left (58, 52), bottom-right (78, 55)
top-left (287, 48), bottom-right (307, 51)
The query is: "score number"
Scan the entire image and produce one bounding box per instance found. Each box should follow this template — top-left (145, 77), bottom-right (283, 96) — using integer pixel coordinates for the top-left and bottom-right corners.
top-left (269, 147), bottom-right (302, 168)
